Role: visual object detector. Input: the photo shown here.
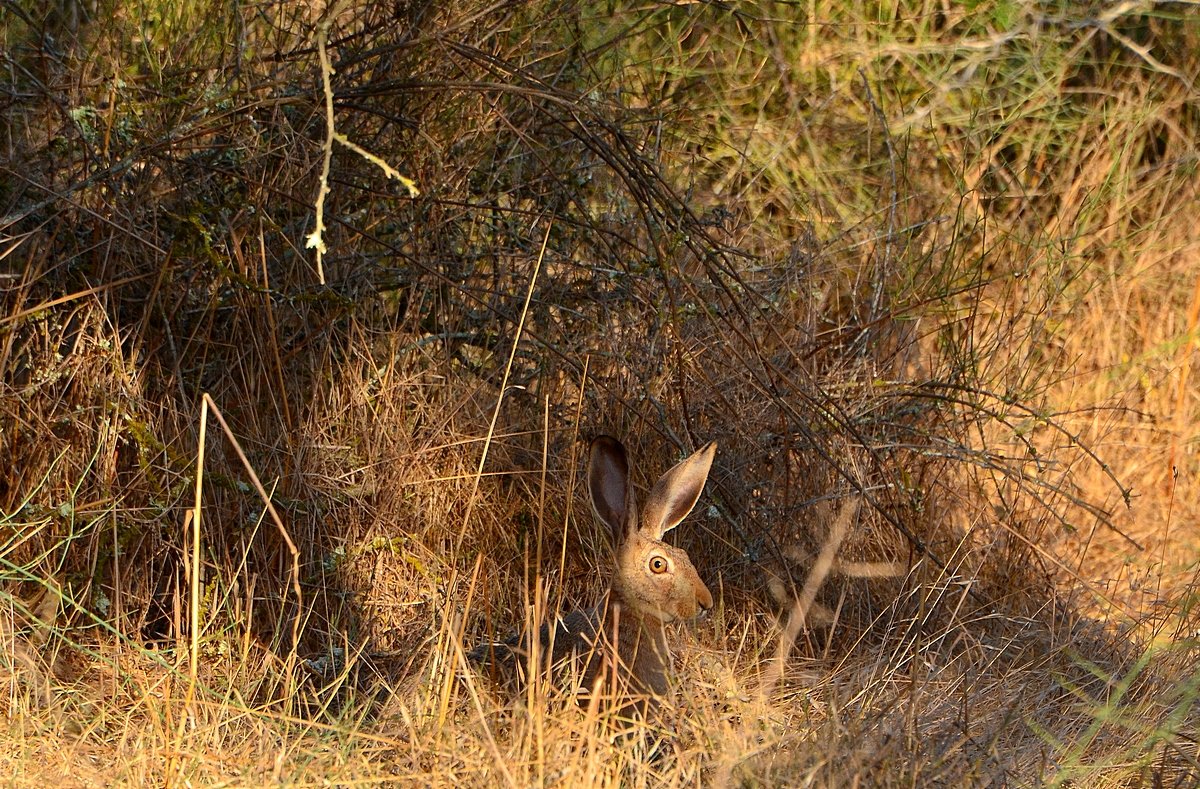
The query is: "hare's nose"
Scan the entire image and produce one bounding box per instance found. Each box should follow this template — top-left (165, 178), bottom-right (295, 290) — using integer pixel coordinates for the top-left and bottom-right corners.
top-left (697, 583), bottom-right (714, 612)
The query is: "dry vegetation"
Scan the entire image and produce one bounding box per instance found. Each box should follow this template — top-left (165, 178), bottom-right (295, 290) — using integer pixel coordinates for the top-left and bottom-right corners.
top-left (2, 0), bottom-right (1198, 786)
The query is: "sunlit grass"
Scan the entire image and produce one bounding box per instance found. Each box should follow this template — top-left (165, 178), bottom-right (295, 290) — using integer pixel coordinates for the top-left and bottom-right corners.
top-left (1, 0), bottom-right (1198, 786)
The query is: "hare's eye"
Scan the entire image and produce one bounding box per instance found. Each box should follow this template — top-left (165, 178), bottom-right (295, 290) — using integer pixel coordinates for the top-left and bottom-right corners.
top-left (649, 555), bottom-right (669, 574)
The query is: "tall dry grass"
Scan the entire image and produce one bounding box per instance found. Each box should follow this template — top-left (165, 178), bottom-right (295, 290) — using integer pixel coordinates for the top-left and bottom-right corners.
top-left (1, 0), bottom-right (1197, 785)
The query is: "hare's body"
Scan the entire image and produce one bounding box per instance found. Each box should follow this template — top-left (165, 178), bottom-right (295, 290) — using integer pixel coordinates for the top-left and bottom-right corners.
top-left (468, 436), bottom-right (715, 706)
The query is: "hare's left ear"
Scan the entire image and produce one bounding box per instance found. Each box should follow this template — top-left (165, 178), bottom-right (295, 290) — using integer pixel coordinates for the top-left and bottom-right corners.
top-left (640, 442), bottom-right (716, 540)
top-left (588, 435), bottom-right (637, 545)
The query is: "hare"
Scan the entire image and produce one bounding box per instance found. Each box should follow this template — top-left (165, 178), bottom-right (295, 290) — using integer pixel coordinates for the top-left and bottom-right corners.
top-left (468, 435), bottom-right (716, 708)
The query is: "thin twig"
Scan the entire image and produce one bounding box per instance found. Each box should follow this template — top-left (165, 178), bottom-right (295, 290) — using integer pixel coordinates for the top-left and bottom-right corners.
top-left (200, 393), bottom-right (304, 654)
top-left (308, 2), bottom-right (418, 284)
top-left (455, 220), bottom-right (553, 554)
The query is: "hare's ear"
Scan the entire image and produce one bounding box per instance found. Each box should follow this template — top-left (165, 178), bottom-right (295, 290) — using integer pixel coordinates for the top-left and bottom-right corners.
top-left (640, 442), bottom-right (716, 540)
top-left (588, 435), bottom-right (637, 545)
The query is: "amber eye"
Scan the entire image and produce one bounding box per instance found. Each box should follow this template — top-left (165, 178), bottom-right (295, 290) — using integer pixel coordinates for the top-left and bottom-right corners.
top-left (649, 555), bottom-right (669, 574)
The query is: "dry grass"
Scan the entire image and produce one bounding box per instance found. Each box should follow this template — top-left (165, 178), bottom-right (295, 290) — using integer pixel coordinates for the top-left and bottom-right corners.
top-left (2, 0), bottom-right (1198, 785)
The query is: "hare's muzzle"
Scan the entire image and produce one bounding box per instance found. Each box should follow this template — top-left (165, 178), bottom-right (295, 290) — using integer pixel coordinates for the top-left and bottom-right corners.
top-left (694, 580), bottom-right (714, 616)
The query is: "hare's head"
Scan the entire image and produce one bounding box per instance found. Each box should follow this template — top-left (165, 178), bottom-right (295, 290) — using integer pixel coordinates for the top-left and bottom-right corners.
top-left (587, 436), bottom-right (716, 624)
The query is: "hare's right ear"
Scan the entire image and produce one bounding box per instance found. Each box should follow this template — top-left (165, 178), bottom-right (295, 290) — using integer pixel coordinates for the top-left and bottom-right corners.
top-left (640, 441), bottom-right (716, 539)
top-left (588, 435), bottom-right (636, 545)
